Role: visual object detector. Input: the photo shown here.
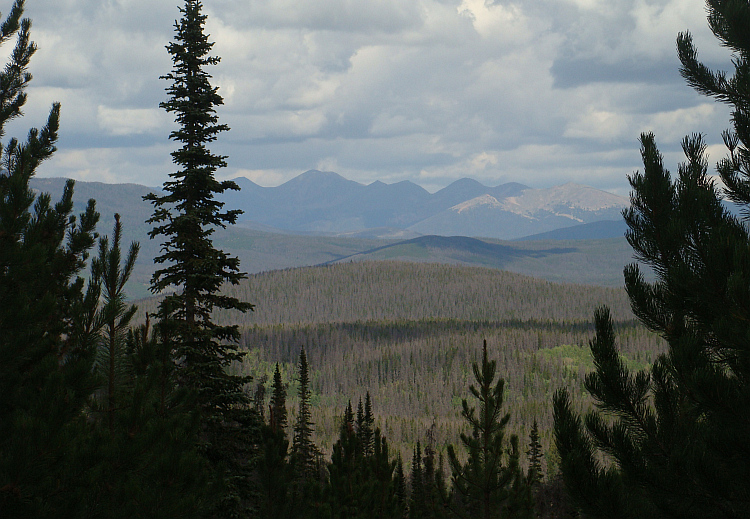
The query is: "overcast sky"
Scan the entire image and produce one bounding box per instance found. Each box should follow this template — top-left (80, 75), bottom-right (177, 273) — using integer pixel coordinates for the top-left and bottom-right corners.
top-left (9, 0), bottom-right (736, 195)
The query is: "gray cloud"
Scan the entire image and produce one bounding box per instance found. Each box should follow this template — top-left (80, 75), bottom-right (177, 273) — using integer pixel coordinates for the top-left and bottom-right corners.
top-left (5, 0), bottom-right (735, 196)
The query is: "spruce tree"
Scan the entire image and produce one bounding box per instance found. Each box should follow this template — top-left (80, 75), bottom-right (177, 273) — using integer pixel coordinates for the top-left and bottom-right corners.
top-left (146, 0), bottom-right (252, 409)
top-left (356, 392), bottom-right (375, 458)
top-left (259, 363), bottom-right (291, 518)
top-left (395, 455), bottom-right (408, 515)
top-left (269, 362), bottom-right (288, 435)
top-left (526, 420), bottom-right (543, 488)
top-left (447, 341), bottom-right (532, 519)
top-left (553, 2), bottom-right (750, 517)
top-left (327, 400), bottom-right (363, 517)
top-left (291, 346), bottom-right (317, 480)
top-left (409, 441), bottom-right (426, 519)
top-left (145, 1), bottom-right (256, 514)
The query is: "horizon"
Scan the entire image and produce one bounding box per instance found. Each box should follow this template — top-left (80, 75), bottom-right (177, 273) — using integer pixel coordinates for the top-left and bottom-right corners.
top-left (33, 168), bottom-right (631, 198)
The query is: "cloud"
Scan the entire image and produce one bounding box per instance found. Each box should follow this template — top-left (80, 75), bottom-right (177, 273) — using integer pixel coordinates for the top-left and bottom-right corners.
top-left (8, 0), bottom-right (735, 195)
top-left (97, 106), bottom-right (169, 136)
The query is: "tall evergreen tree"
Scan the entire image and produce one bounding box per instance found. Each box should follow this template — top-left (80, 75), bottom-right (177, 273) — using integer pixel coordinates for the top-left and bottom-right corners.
top-left (269, 362), bottom-right (288, 435)
top-left (410, 441), bottom-right (427, 519)
top-left (357, 392), bottom-right (375, 458)
top-left (553, 2), bottom-right (750, 518)
top-left (85, 224), bottom-right (211, 519)
top-left (395, 455), bottom-right (408, 514)
top-left (258, 363), bottom-right (291, 518)
top-left (526, 420), bottom-right (543, 488)
top-left (292, 346), bottom-right (317, 480)
top-left (327, 401), bottom-right (363, 517)
top-left (0, 1), bottom-right (100, 514)
top-left (447, 341), bottom-right (532, 519)
top-left (146, 0), bottom-right (252, 412)
top-left (145, 1), bottom-right (256, 515)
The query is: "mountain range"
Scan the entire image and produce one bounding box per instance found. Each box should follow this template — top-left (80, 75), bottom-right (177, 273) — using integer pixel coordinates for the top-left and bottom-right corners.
top-left (221, 170), bottom-right (629, 240)
top-left (28, 173), bottom-right (637, 297)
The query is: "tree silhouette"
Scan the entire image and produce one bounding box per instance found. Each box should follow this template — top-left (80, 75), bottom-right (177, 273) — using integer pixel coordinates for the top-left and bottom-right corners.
top-left (144, 1), bottom-right (256, 515)
top-left (448, 341), bottom-right (532, 519)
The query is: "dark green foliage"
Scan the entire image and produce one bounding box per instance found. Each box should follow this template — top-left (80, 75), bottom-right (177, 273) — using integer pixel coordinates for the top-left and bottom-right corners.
top-left (145, 1), bottom-right (258, 515)
top-left (368, 429), bottom-right (401, 518)
top-left (554, 4), bottom-right (750, 517)
top-left (447, 341), bottom-right (533, 519)
top-left (357, 393), bottom-right (375, 458)
top-left (91, 213), bottom-right (139, 432)
top-left (257, 363), bottom-right (291, 518)
top-left (395, 455), bottom-right (408, 512)
top-left (410, 442), bottom-right (427, 519)
top-left (326, 398), bottom-right (401, 519)
top-left (145, 0), bottom-right (252, 412)
top-left (0, 2), bottom-right (99, 514)
top-left (531, 475), bottom-right (573, 519)
top-left (292, 346), bottom-right (318, 481)
top-left (526, 420), bottom-right (543, 487)
top-left (253, 374), bottom-right (268, 422)
top-left (88, 318), bottom-right (212, 518)
top-left (421, 428), bottom-right (450, 519)
top-left (270, 362), bottom-right (288, 435)
top-left (326, 401), bottom-right (360, 517)
top-left (554, 61), bottom-right (750, 519)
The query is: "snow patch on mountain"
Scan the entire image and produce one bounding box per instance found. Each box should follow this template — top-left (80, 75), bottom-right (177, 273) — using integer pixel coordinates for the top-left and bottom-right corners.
top-left (451, 194), bottom-right (502, 213)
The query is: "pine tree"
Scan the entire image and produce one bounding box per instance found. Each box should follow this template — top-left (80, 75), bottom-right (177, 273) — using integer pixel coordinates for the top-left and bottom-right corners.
top-left (86, 228), bottom-right (211, 519)
top-left (447, 341), bottom-right (532, 519)
top-left (526, 420), bottom-right (543, 488)
top-left (553, 3), bottom-right (750, 517)
top-left (0, 1), bottom-right (100, 514)
top-left (91, 213), bottom-right (139, 432)
top-left (145, 1), bottom-right (257, 515)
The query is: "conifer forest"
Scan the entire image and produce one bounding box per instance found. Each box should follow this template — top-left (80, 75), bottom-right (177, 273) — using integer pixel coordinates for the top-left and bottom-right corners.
top-left (2, 1), bottom-right (750, 518)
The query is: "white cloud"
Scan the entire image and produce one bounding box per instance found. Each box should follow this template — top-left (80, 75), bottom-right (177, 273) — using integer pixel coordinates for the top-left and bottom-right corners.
top-left (5, 0), bottom-right (734, 194)
top-left (97, 106), bottom-right (169, 136)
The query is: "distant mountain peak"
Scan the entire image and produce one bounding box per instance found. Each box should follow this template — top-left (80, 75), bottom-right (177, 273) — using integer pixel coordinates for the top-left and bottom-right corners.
top-left (287, 169), bottom-right (358, 186)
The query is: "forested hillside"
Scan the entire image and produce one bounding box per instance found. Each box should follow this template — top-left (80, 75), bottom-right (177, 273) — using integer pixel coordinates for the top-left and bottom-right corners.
top-left (136, 261), bottom-right (661, 469)
top-left (136, 261), bottom-right (635, 325)
top-left (239, 318), bottom-right (662, 469)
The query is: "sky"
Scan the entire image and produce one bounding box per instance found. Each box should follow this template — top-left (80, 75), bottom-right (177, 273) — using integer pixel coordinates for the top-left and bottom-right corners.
top-left (9, 0), bottom-right (737, 195)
